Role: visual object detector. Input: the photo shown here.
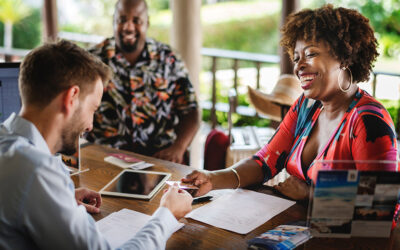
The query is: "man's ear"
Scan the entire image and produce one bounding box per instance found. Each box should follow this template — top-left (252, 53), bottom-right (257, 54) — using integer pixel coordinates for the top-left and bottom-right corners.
top-left (62, 86), bottom-right (80, 116)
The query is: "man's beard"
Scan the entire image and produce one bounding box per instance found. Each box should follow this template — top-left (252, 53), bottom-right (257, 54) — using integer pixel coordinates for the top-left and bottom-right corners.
top-left (58, 110), bottom-right (84, 156)
top-left (59, 130), bottom-right (80, 156)
top-left (119, 33), bottom-right (139, 53)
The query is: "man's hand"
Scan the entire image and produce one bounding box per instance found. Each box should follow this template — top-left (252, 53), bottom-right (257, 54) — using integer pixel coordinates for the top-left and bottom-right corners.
top-left (153, 144), bottom-right (185, 164)
top-left (273, 176), bottom-right (310, 201)
top-left (181, 170), bottom-right (213, 197)
top-left (75, 187), bottom-right (102, 214)
top-left (160, 184), bottom-right (193, 220)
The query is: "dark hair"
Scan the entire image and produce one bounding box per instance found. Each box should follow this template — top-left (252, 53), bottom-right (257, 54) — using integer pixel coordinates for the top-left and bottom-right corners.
top-left (19, 40), bottom-right (112, 107)
top-left (280, 4), bottom-right (379, 83)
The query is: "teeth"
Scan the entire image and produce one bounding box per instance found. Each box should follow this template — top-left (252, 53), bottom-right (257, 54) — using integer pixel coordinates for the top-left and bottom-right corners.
top-left (300, 75), bottom-right (315, 82)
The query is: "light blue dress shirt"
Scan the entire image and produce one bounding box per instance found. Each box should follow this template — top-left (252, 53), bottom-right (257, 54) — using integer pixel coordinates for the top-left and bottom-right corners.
top-left (0, 113), bottom-right (180, 250)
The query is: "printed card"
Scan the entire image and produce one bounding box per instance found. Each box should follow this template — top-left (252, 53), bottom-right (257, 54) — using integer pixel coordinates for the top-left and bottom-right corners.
top-left (166, 181), bottom-right (199, 190)
top-left (310, 170), bottom-right (400, 238)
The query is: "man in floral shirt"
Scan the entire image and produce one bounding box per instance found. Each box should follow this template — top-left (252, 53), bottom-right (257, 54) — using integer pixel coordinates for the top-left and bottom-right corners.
top-left (86, 0), bottom-right (200, 164)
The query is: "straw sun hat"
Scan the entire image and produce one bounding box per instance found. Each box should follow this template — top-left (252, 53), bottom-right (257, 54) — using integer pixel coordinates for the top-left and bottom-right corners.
top-left (248, 74), bottom-right (303, 122)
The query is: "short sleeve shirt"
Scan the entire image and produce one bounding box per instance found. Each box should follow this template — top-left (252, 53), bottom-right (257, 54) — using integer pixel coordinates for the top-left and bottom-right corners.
top-left (86, 37), bottom-right (198, 154)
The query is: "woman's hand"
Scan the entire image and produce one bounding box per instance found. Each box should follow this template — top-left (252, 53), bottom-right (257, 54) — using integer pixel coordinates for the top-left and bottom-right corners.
top-left (273, 176), bottom-right (310, 201)
top-left (181, 170), bottom-right (213, 197)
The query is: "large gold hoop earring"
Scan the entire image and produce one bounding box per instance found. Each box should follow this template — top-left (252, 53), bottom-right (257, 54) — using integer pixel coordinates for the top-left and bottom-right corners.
top-left (338, 67), bottom-right (353, 92)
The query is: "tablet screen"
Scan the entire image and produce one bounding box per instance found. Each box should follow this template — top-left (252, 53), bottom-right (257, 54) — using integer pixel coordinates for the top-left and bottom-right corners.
top-left (100, 170), bottom-right (171, 199)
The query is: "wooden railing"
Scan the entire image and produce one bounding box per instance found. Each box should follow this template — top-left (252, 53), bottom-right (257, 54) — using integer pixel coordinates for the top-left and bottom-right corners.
top-left (371, 71), bottom-right (400, 97)
top-left (370, 71), bottom-right (400, 135)
top-left (1, 32), bottom-right (400, 132)
top-left (0, 47), bottom-right (30, 62)
top-left (201, 47), bottom-right (280, 128)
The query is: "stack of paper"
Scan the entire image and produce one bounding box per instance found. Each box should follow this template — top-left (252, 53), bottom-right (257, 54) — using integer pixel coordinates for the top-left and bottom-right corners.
top-left (185, 189), bottom-right (295, 234)
top-left (96, 208), bottom-right (183, 248)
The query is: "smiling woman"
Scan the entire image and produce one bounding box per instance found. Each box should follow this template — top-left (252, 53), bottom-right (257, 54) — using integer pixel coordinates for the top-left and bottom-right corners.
top-left (274, 4), bottom-right (397, 175)
top-left (181, 6), bottom-right (398, 226)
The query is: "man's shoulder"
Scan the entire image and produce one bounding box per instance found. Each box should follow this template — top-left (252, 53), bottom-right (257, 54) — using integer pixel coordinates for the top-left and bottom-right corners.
top-left (89, 37), bottom-right (115, 57)
top-left (0, 134), bottom-right (56, 172)
top-left (145, 38), bottom-right (189, 70)
top-left (146, 37), bottom-right (174, 54)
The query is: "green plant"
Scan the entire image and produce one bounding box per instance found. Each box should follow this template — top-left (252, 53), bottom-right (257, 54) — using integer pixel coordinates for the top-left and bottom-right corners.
top-left (379, 99), bottom-right (400, 127)
top-left (0, 8), bottom-right (40, 49)
top-left (202, 108), bottom-right (271, 128)
top-left (147, 0), bottom-right (170, 10)
top-left (148, 13), bottom-right (280, 61)
top-left (0, 0), bottom-right (31, 49)
top-left (12, 8), bottom-right (41, 49)
top-left (380, 33), bottom-right (400, 58)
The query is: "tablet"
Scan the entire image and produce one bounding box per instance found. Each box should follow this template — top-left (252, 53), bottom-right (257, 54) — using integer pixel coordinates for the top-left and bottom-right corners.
top-left (100, 169), bottom-right (171, 200)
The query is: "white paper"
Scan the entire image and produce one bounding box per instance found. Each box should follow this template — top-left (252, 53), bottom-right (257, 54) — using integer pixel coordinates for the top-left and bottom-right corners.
top-left (131, 162), bottom-right (154, 170)
top-left (185, 189), bottom-right (295, 234)
top-left (104, 156), bottom-right (154, 169)
top-left (97, 208), bottom-right (183, 248)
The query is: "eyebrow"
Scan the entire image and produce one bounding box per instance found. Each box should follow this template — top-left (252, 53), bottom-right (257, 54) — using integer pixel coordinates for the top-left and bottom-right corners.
top-left (294, 44), bottom-right (318, 54)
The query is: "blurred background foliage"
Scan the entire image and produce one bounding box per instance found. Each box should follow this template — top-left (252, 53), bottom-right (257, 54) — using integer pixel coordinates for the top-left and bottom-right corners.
top-left (0, 8), bottom-right (41, 49)
top-left (0, 0), bottom-right (40, 49)
top-left (6, 0), bottom-right (399, 60)
top-left (1, 0), bottom-right (400, 126)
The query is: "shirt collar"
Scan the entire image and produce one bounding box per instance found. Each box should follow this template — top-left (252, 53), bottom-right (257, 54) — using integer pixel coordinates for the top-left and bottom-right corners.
top-left (3, 113), bottom-right (51, 155)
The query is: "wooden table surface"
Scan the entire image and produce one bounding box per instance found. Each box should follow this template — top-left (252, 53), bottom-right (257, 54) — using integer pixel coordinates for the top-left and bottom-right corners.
top-left (73, 144), bottom-right (400, 250)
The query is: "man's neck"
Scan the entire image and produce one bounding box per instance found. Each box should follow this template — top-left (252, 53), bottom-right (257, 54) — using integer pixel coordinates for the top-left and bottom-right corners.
top-left (118, 39), bottom-right (146, 65)
top-left (122, 50), bottom-right (142, 65)
top-left (19, 107), bottom-right (62, 155)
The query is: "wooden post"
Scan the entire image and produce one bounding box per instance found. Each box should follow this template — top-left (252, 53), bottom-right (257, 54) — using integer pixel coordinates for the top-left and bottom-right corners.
top-left (255, 61), bottom-right (261, 89)
top-left (279, 0), bottom-right (299, 75)
top-left (211, 56), bottom-right (218, 129)
top-left (372, 73), bottom-right (377, 97)
top-left (43, 0), bottom-right (58, 42)
top-left (170, 0), bottom-right (201, 94)
top-left (170, 0), bottom-right (202, 167)
top-left (232, 59), bottom-right (239, 111)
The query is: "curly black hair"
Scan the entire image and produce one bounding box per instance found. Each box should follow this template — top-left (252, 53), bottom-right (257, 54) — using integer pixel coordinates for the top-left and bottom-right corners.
top-left (280, 4), bottom-right (379, 83)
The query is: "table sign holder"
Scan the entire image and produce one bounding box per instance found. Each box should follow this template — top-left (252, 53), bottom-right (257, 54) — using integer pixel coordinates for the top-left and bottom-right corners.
top-left (306, 160), bottom-right (400, 238)
top-left (61, 136), bottom-right (90, 176)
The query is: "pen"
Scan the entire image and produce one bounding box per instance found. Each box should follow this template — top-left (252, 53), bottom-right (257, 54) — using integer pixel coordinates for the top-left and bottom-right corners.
top-left (192, 195), bottom-right (213, 204)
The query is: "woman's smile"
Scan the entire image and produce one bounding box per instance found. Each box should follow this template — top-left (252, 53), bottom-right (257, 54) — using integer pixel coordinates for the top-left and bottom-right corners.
top-left (299, 73), bottom-right (318, 90)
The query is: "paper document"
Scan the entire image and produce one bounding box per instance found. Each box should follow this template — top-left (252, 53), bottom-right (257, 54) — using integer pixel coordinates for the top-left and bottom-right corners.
top-left (104, 155), bottom-right (154, 170)
top-left (185, 189), bottom-right (295, 234)
top-left (97, 208), bottom-right (183, 248)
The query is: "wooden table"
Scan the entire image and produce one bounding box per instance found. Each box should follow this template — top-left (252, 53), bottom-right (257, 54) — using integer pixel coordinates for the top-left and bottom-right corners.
top-left (73, 144), bottom-right (400, 250)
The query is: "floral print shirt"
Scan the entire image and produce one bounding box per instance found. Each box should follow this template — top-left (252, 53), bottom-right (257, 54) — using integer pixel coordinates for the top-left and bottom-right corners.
top-left (86, 37), bottom-right (198, 155)
top-left (254, 88), bottom-right (398, 184)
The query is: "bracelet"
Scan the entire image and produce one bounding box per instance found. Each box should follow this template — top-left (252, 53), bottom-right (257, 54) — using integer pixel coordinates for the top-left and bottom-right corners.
top-left (230, 168), bottom-right (241, 189)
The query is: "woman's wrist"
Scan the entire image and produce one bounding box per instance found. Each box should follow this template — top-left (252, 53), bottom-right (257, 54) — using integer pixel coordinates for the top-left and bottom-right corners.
top-left (209, 169), bottom-right (238, 190)
top-left (208, 171), bottom-right (217, 190)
